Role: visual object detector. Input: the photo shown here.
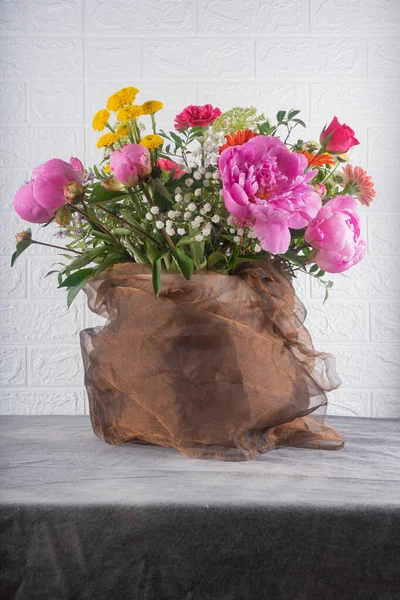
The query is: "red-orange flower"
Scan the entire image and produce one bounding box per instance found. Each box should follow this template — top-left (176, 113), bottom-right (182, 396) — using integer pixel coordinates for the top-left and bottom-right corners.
top-left (301, 151), bottom-right (335, 168)
top-left (340, 164), bottom-right (376, 207)
top-left (219, 129), bottom-right (259, 154)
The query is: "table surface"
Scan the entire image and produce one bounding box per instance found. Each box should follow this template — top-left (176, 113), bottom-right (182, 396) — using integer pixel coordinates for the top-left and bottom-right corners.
top-left (1, 415), bottom-right (399, 509)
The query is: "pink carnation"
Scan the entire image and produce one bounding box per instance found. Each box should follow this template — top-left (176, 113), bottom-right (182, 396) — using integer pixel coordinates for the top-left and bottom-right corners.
top-left (305, 195), bottom-right (366, 273)
top-left (219, 136), bottom-right (321, 254)
top-left (174, 104), bottom-right (222, 131)
top-left (157, 158), bottom-right (184, 179)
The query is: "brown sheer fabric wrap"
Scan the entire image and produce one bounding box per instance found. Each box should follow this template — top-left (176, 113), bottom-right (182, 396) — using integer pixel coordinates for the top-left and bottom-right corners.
top-left (80, 259), bottom-right (344, 460)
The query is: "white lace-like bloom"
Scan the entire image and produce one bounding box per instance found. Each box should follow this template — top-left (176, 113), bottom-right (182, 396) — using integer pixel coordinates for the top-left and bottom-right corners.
top-left (168, 210), bottom-right (176, 219)
top-left (166, 219), bottom-right (173, 228)
top-left (227, 216), bottom-right (234, 225)
top-left (248, 230), bottom-right (257, 239)
top-left (193, 171), bottom-right (202, 180)
top-left (194, 188), bottom-right (202, 197)
top-left (205, 172), bottom-right (212, 179)
top-left (145, 212), bottom-right (152, 221)
top-left (195, 234), bottom-right (203, 241)
top-left (166, 227), bottom-right (175, 236)
top-left (237, 228), bottom-right (244, 236)
top-left (150, 206), bottom-right (160, 215)
top-left (212, 172), bottom-right (220, 180)
top-left (177, 227), bottom-right (186, 235)
top-left (229, 228), bottom-right (235, 233)
top-left (254, 244), bottom-right (262, 253)
top-left (202, 225), bottom-right (212, 236)
top-left (211, 214), bottom-right (221, 223)
top-left (192, 216), bottom-right (204, 227)
top-left (184, 166), bottom-right (192, 174)
top-left (199, 167), bottom-right (206, 174)
top-left (199, 208), bottom-right (206, 215)
top-left (184, 194), bottom-right (191, 201)
top-left (184, 211), bottom-right (191, 220)
top-left (188, 203), bottom-right (196, 212)
top-left (175, 186), bottom-right (182, 194)
top-left (234, 235), bottom-right (240, 243)
top-left (185, 178), bottom-right (193, 187)
top-left (156, 220), bottom-right (164, 229)
top-left (175, 194), bottom-right (183, 203)
top-left (203, 203), bottom-right (212, 213)
top-left (203, 180), bottom-right (210, 188)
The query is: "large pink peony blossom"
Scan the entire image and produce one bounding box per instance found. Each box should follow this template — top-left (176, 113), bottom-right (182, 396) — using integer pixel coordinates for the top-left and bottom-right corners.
top-left (110, 144), bottom-right (151, 187)
top-left (305, 195), bottom-right (366, 273)
top-left (13, 157), bottom-right (84, 223)
top-left (219, 136), bottom-right (321, 254)
top-left (174, 104), bottom-right (222, 131)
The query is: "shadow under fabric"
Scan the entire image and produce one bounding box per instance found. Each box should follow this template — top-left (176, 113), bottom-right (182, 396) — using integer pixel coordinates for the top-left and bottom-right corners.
top-left (80, 258), bottom-right (344, 460)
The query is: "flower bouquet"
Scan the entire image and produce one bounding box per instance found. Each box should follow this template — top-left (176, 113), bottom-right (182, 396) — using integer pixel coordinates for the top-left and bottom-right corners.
top-left (12, 86), bottom-right (375, 460)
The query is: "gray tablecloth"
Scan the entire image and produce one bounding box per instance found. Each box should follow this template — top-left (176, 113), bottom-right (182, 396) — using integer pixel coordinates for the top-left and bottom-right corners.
top-left (1, 416), bottom-right (399, 599)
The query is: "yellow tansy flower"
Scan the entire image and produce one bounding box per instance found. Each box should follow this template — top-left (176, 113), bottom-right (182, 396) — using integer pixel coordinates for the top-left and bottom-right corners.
top-left (97, 132), bottom-right (120, 149)
top-left (116, 123), bottom-right (129, 136)
top-left (106, 87), bottom-right (140, 112)
top-left (117, 105), bottom-right (144, 122)
top-left (92, 109), bottom-right (110, 132)
top-left (103, 164), bottom-right (111, 173)
top-left (140, 134), bottom-right (163, 150)
top-left (141, 100), bottom-right (164, 115)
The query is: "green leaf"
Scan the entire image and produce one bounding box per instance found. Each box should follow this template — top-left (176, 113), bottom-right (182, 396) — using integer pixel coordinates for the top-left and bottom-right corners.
top-left (276, 110), bottom-right (286, 123)
top-left (292, 118), bottom-right (306, 128)
top-left (287, 109), bottom-right (301, 120)
top-left (309, 264), bottom-right (319, 273)
top-left (152, 259), bottom-right (161, 298)
top-left (89, 185), bottom-right (128, 204)
top-left (59, 268), bottom-right (95, 288)
top-left (151, 248), bottom-right (170, 297)
top-left (153, 179), bottom-right (173, 212)
top-left (66, 276), bottom-right (92, 308)
top-left (66, 246), bottom-right (107, 272)
top-left (207, 251), bottom-right (227, 270)
top-left (11, 235), bottom-right (33, 267)
top-left (228, 244), bottom-right (239, 270)
top-left (176, 234), bottom-right (199, 247)
top-left (94, 251), bottom-right (126, 277)
top-left (172, 247), bottom-right (193, 280)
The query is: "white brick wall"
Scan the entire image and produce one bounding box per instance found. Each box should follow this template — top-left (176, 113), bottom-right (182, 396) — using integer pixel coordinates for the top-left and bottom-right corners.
top-left (0, 0), bottom-right (399, 418)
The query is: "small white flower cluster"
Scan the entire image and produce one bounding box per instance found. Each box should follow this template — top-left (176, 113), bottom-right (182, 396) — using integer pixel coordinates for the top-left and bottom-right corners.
top-left (143, 136), bottom-right (263, 254)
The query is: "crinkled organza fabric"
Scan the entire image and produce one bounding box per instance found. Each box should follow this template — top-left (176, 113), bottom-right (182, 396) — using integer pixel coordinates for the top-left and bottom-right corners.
top-left (80, 259), bottom-right (344, 460)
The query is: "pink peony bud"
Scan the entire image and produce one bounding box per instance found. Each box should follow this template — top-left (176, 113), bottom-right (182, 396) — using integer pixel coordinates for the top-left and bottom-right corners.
top-left (305, 195), bottom-right (366, 273)
top-left (14, 157), bottom-right (85, 224)
top-left (15, 231), bottom-right (32, 244)
top-left (55, 205), bottom-right (72, 226)
top-left (110, 144), bottom-right (151, 187)
top-left (101, 177), bottom-right (126, 191)
top-left (63, 182), bottom-right (84, 204)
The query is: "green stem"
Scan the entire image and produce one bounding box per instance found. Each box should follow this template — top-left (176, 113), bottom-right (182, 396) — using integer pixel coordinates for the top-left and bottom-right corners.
top-left (32, 241), bottom-right (82, 255)
top-left (151, 114), bottom-right (157, 135)
top-left (95, 204), bottom-right (162, 248)
top-left (72, 205), bottom-right (123, 248)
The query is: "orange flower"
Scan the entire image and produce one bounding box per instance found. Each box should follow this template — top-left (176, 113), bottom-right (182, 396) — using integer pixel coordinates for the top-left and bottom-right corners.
top-left (340, 164), bottom-right (376, 207)
top-left (219, 129), bottom-right (259, 154)
top-left (302, 151), bottom-right (335, 168)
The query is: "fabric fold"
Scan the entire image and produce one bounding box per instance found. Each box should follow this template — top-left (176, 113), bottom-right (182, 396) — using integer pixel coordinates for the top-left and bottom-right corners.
top-left (80, 258), bottom-right (343, 460)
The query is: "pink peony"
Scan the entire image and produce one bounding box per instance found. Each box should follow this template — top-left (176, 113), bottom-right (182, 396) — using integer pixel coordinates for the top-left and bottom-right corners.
top-left (13, 157), bottom-right (84, 223)
top-left (174, 104), bottom-right (222, 131)
top-left (320, 116), bottom-right (359, 153)
top-left (219, 136), bottom-right (321, 254)
top-left (157, 158), bottom-right (184, 179)
top-left (110, 144), bottom-right (152, 187)
top-left (305, 195), bottom-right (366, 273)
